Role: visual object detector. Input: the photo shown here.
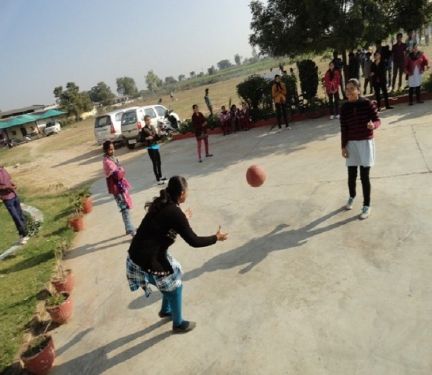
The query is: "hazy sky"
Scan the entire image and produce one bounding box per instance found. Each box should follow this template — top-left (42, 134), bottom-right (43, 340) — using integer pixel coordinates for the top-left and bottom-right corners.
top-left (0, 0), bottom-right (254, 110)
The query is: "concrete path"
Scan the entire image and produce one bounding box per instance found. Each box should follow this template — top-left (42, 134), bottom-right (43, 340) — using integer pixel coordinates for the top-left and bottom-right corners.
top-left (50, 104), bottom-right (432, 375)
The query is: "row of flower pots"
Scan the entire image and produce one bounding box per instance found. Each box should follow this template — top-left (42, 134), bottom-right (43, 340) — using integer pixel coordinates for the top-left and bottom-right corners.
top-left (20, 269), bottom-right (75, 374)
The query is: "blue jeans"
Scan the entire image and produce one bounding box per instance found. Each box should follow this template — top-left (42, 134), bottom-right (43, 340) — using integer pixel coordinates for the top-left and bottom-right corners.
top-left (114, 194), bottom-right (135, 234)
top-left (4, 195), bottom-right (27, 237)
top-left (147, 274), bottom-right (183, 327)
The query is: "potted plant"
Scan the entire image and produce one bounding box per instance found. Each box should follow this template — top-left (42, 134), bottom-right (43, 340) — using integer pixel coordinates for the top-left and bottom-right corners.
top-left (45, 292), bottom-right (73, 324)
top-left (68, 194), bottom-right (84, 232)
top-left (52, 248), bottom-right (74, 293)
top-left (21, 334), bottom-right (55, 375)
top-left (81, 190), bottom-right (93, 214)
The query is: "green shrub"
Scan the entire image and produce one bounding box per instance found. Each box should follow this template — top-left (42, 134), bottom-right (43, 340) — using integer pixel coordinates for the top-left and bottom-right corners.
top-left (296, 59), bottom-right (319, 102)
top-left (424, 72), bottom-right (432, 93)
top-left (236, 75), bottom-right (272, 110)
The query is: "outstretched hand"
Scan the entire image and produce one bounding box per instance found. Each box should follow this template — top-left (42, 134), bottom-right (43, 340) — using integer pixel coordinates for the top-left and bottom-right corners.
top-left (216, 225), bottom-right (228, 241)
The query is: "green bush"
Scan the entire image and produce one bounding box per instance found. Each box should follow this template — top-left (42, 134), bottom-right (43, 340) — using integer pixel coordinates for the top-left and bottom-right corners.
top-left (424, 72), bottom-right (432, 93)
top-left (296, 59), bottom-right (319, 102)
top-left (236, 75), bottom-right (272, 110)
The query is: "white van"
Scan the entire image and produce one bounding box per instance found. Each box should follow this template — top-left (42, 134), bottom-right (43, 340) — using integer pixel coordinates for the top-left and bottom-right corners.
top-left (121, 107), bottom-right (159, 149)
top-left (94, 110), bottom-right (125, 145)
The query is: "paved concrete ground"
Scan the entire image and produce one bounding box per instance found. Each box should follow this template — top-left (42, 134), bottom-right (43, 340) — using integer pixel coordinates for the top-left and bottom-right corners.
top-left (51, 103), bottom-right (432, 375)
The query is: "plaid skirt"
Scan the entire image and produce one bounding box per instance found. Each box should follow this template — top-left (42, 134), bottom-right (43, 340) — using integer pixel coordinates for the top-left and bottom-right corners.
top-left (126, 254), bottom-right (182, 297)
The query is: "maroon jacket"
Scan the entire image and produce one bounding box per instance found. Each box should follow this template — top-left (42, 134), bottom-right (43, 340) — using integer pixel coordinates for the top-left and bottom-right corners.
top-left (191, 112), bottom-right (207, 138)
top-left (340, 98), bottom-right (381, 148)
top-left (392, 42), bottom-right (407, 66)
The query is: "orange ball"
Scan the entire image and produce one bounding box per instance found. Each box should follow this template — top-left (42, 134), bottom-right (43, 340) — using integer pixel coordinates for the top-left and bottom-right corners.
top-left (246, 165), bottom-right (267, 187)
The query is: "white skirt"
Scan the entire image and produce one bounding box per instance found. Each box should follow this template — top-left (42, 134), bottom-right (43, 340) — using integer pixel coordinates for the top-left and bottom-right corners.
top-left (346, 139), bottom-right (375, 167)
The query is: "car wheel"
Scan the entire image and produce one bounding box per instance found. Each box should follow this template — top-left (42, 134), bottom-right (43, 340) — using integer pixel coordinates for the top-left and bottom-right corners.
top-left (127, 143), bottom-right (135, 150)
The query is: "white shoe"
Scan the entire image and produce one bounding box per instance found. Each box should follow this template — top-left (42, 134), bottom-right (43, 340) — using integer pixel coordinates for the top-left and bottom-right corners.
top-left (345, 197), bottom-right (354, 210)
top-left (19, 236), bottom-right (30, 245)
top-left (336, 114), bottom-right (340, 119)
top-left (360, 206), bottom-right (371, 220)
top-left (157, 180), bottom-right (165, 185)
top-left (329, 115), bottom-right (334, 120)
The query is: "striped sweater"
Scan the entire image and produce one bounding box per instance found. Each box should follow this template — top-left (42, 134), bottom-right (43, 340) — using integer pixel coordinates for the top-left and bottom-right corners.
top-left (340, 98), bottom-right (381, 148)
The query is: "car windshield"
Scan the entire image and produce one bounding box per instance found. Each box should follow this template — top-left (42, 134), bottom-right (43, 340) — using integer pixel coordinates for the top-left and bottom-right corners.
top-left (121, 111), bottom-right (137, 126)
top-left (46, 122), bottom-right (54, 127)
top-left (155, 106), bottom-right (166, 117)
top-left (95, 116), bottom-right (111, 128)
top-left (144, 108), bottom-right (157, 118)
top-left (114, 112), bottom-right (123, 122)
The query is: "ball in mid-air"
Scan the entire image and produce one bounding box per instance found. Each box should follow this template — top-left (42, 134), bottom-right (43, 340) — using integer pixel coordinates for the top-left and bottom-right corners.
top-left (246, 165), bottom-right (266, 187)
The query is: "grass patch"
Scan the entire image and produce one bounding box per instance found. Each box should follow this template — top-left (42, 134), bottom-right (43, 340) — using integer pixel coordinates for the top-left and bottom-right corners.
top-left (0, 204), bottom-right (18, 252)
top-left (0, 189), bottom-right (80, 372)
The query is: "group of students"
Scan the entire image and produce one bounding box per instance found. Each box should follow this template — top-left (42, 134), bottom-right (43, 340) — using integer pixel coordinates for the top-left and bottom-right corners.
top-left (324, 33), bottom-right (429, 118)
top-left (218, 102), bottom-right (252, 136)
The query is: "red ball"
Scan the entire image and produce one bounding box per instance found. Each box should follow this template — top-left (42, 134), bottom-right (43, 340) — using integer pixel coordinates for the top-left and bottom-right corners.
top-left (246, 165), bottom-right (267, 187)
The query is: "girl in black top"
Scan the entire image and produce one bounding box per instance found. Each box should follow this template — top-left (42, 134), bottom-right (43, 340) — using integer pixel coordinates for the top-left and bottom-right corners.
top-left (370, 51), bottom-right (393, 111)
top-left (127, 176), bottom-right (228, 333)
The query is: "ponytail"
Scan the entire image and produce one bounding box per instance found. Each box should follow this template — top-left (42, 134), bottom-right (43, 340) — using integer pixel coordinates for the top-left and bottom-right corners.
top-left (145, 176), bottom-right (188, 215)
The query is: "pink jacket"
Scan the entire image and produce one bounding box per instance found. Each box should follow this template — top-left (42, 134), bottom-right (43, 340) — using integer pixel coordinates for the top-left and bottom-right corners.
top-left (103, 156), bottom-right (132, 208)
top-left (323, 69), bottom-right (341, 94)
top-left (405, 53), bottom-right (429, 76)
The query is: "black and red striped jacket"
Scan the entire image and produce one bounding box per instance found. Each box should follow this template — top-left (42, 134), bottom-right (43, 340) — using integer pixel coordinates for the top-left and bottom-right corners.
top-left (340, 98), bottom-right (380, 148)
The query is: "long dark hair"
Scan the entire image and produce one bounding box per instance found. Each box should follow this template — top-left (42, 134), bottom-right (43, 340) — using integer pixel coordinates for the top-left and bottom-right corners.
top-left (103, 140), bottom-right (112, 155)
top-left (145, 176), bottom-right (188, 215)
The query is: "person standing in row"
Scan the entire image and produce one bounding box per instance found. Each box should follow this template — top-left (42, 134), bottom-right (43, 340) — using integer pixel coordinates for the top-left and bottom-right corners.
top-left (141, 115), bottom-right (166, 185)
top-left (204, 88), bottom-right (213, 116)
top-left (126, 176), bottom-right (228, 333)
top-left (370, 51), bottom-right (393, 111)
top-left (191, 104), bottom-right (213, 163)
top-left (405, 44), bottom-right (429, 105)
top-left (0, 165), bottom-right (29, 244)
top-left (102, 141), bottom-right (135, 237)
top-left (391, 33), bottom-right (407, 91)
top-left (271, 75), bottom-right (290, 129)
top-left (340, 79), bottom-right (381, 220)
top-left (323, 62), bottom-right (341, 120)
top-left (362, 52), bottom-right (373, 95)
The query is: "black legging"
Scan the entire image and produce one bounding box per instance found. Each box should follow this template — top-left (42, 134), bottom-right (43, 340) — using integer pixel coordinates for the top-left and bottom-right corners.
top-left (348, 166), bottom-right (371, 207)
top-left (328, 93), bottom-right (339, 116)
top-left (275, 102), bottom-right (289, 128)
top-left (408, 86), bottom-right (421, 104)
top-left (148, 148), bottom-right (162, 181)
top-left (373, 81), bottom-right (390, 109)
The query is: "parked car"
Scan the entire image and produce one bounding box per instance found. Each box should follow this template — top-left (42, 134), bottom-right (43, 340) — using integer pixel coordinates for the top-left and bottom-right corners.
top-left (44, 121), bottom-right (61, 136)
top-left (94, 110), bottom-right (125, 146)
top-left (121, 105), bottom-right (180, 149)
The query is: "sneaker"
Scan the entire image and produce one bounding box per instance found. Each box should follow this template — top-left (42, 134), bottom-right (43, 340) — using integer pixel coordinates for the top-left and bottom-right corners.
top-left (336, 114), bottom-right (340, 119)
top-left (19, 236), bottom-right (30, 245)
top-left (172, 320), bottom-right (196, 334)
top-left (205, 154), bottom-right (213, 157)
top-left (157, 180), bottom-right (165, 185)
top-left (329, 115), bottom-right (334, 120)
top-left (198, 159), bottom-right (202, 163)
top-left (345, 197), bottom-right (354, 210)
top-left (360, 206), bottom-right (371, 220)
top-left (158, 311), bottom-right (172, 319)
top-left (160, 177), bottom-right (167, 181)
top-left (286, 125), bottom-right (292, 130)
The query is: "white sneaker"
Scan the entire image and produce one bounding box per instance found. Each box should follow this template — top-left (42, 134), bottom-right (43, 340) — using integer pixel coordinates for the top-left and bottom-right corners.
top-left (345, 197), bottom-right (354, 210)
top-left (19, 236), bottom-right (30, 245)
top-left (336, 114), bottom-right (340, 119)
top-left (360, 206), bottom-right (371, 220)
top-left (157, 180), bottom-right (165, 185)
top-left (329, 115), bottom-right (334, 120)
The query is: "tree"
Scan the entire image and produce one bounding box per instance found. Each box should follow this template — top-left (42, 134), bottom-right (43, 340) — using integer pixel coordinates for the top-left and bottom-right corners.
top-left (178, 74), bottom-right (186, 81)
top-left (145, 70), bottom-right (163, 92)
top-left (164, 76), bottom-right (177, 85)
top-left (197, 72), bottom-right (204, 78)
top-left (234, 54), bottom-right (242, 65)
top-left (217, 59), bottom-right (232, 70)
top-left (89, 82), bottom-right (115, 105)
top-left (208, 66), bottom-right (216, 75)
top-left (190, 71), bottom-right (196, 78)
top-left (250, 0), bottom-right (432, 59)
top-left (53, 82), bottom-right (93, 121)
top-left (116, 77), bottom-right (138, 97)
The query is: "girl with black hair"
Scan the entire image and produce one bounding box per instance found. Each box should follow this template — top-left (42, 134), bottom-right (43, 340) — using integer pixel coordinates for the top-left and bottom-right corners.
top-left (141, 115), bottom-right (166, 185)
top-left (323, 62), bottom-right (341, 120)
top-left (102, 140), bottom-right (135, 237)
top-left (126, 176), bottom-right (228, 333)
top-left (271, 75), bottom-right (290, 129)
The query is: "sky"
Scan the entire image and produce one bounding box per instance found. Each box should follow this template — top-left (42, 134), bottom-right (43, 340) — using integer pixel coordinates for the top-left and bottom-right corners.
top-left (0, 0), bottom-right (254, 110)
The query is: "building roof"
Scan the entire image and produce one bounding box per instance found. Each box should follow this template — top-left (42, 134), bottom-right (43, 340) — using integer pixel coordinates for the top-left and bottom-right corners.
top-left (0, 105), bottom-right (46, 119)
top-left (0, 109), bottom-right (66, 130)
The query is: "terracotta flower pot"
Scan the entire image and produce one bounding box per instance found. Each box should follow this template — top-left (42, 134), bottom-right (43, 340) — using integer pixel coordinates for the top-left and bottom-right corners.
top-left (46, 292), bottom-right (73, 324)
top-left (21, 335), bottom-right (55, 375)
top-left (82, 197), bottom-right (93, 214)
top-left (69, 215), bottom-right (84, 232)
top-left (52, 269), bottom-right (74, 293)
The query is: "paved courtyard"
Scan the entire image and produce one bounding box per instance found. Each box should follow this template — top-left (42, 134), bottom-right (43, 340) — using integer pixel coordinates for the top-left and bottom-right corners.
top-left (51, 103), bottom-right (432, 375)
